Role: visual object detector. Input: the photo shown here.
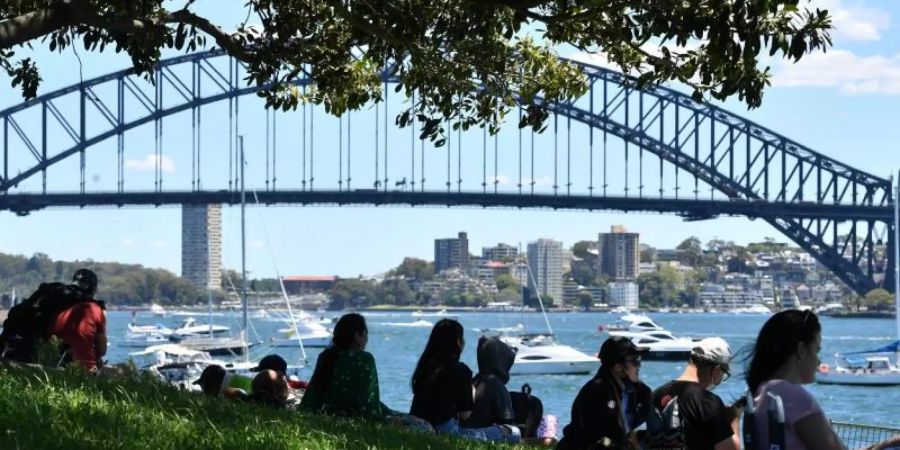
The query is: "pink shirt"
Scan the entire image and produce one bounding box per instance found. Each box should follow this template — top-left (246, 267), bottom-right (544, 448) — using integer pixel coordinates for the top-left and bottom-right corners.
top-left (752, 379), bottom-right (824, 450)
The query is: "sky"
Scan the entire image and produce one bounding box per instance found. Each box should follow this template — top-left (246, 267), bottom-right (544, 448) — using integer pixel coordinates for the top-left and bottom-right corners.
top-left (1, 0), bottom-right (899, 280)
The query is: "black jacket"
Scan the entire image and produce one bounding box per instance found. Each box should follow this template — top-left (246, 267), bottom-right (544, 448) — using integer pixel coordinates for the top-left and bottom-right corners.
top-left (557, 372), bottom-right (651, 450)
top-left (463, 336), bottom-right (517, 428)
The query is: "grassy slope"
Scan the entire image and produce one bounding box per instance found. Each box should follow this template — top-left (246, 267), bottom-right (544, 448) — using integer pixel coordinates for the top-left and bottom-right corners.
top-left (0, 365), bottom-right (521, 450)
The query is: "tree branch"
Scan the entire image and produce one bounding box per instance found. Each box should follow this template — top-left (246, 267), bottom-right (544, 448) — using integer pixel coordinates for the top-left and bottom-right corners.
top-left (0, 1), bottom-right (82, 49)
top-left (164, 9), bottom-right (252, 62)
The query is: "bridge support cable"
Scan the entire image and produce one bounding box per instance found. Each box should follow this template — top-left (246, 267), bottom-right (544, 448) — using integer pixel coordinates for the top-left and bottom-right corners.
top-left (410, 91), bottom-right (416, 192)
top-left (301, 89), bottom-right (307, 191)
top-left (375, 92), bottom-right (380, 190)
top-left (482, 126), bottom-right (487, 194)
top-left (553, 112), bottom-right (558, 196)
top-left (339, 115), bottom-right (344, 192)
top-left (567, 113), bottom-right (571, 197)
top-left (347, 111), bottom-right (352, 190)
top-left (589, 81), bottom-right (594, 196)
top-left (494, 130), bottom-right (499, 195)
top-left (272, 105), bottom-right (277, 190)
top-left (518, 106), bottom-right (522, 195)
top-left (310, 93), bottom-right (315, 191)
top-left (457, 112), bottom-right (462, 193)
top-left (384, 82), bottom-right (389, 191)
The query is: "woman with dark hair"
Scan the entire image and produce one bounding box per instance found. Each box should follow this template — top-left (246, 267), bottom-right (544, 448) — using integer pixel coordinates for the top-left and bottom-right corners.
top-left (410, 319), bottom-right (518, 442)
top-left (300, 313), bottom-right (384, 419)
top-left (743, 309), bottom-right (845, 450)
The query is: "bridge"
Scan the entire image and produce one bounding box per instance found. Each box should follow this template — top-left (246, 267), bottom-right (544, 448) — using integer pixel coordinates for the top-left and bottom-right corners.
top-left (0, 49), bottom-right (894, 295)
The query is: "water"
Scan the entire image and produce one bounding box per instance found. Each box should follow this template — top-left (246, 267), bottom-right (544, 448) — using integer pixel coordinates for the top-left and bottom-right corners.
top-left (107, 310), bottom-right (900, 428)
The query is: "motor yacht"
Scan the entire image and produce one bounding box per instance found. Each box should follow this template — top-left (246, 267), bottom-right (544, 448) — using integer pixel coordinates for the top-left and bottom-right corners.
top-left (150, 303), bottom-right (167, 316)
top-left (620, 330), bottom-right (696, 361)
top-left (816, 341), bottom-right (900, 386)
top-left (500, 333), bottom-right (599, 375)
top-left (273, 314), bottom-right (332, 348)
top-left (119, 332), bottom-right (171, 348)
top-left (731, 304), bottom-right (772, 315)
top-left (173, 317), bottom-right (230, 337)
top-left (600, 314), bottom-right (664, 334)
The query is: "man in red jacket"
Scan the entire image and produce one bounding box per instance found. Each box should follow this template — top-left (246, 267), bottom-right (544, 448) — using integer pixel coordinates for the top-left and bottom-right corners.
top-left (48, 269), bottom-right (107, 371)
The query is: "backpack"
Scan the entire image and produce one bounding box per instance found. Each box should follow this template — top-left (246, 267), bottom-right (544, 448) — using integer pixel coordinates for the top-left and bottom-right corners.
top-left (510, 383), bottom-right (543, 438)
top-left (0, 282), bottom-right (99, 363)
top-left (643, 394), bottom-right (688, 450)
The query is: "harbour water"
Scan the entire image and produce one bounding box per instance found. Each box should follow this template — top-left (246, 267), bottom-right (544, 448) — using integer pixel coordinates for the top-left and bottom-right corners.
top-left (107, 310), bottom-right (899, 428)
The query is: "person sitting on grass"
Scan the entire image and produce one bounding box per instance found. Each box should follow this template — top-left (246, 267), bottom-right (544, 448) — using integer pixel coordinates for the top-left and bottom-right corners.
top-left (300, 313), bottom-right (433, 432)
top-left (410, 319), bottom-right (519, 442)
top-left (194, 364), bottom-right (253, 400)
top-left (250, 354), bottom-right (308, 390)
top-left (250, 369), bottom-right (290, 408)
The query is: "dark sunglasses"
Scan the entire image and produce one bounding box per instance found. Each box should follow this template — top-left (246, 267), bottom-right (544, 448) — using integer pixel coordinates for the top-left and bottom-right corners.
top-left (624, 357), bottom-right (642, 368)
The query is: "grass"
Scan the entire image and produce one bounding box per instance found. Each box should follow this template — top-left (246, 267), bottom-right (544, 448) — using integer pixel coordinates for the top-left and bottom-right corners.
top-left (0, 364), bottom-right (522, 450)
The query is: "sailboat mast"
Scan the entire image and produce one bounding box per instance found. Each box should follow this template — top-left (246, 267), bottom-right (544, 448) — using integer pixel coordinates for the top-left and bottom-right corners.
top-left (240, 136), bottom-right (249, 351)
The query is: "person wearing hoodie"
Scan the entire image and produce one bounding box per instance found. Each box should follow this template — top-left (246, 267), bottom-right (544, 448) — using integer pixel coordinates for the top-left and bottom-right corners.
top-left (557, 336), bottom-right (651, 450)
top-left (464, 336), bottom-right (518, 430)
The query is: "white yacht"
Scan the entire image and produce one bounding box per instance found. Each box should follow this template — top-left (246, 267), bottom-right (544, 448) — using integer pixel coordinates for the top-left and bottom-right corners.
top-left (172, 317), bottom-right (230, 337)
top-left (601, 314), bottom-right (664, 334)
top-left (272, 310), bottom-right (332, 348)
top-left (624, 331), bottom-right (696, 361)
top-left (731, 304), bottom-right (772, 315)
top-left (119, 332), bottom-right (171, 348)
top-left (816, 341), bottom-right (900, 386)
top-left (150, 303), bottom-right (167, 316)
top-left (126, 322), bottom-right (174, 336)
top-left (501, 333), bottom-right (599, 375)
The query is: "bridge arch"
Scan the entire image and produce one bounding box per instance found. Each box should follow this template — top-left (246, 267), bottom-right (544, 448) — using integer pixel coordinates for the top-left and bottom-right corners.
top-left (0, 49), bottom-right (894, 294)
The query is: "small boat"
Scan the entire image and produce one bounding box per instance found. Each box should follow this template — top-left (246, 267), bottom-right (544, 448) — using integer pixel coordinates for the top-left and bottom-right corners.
top-left (731, 304), bottom-right (772, 315)
top-left (150, 303), bottom-right (167, 316)
top-left (610, 306), bottom-right (631, 314)
top-left (621, 331), bottom-right (697, 361)
top-left (126, 322), bottom-right (174, 336)
top-left (173, 336), bottom-right (253, 356)
top-left (173, 317), bottom-right (230, 337)
top-left (816, 341), bottom-right (900, 386)
top-left (600, 314), bottom-right (664, 333)
top-left (500, 333), bottom-right (599, 375)
top-left (411, 309), bottom-right (458, 319)
top-left (118, 332), bottom-right (171, 348)
top-left (475, 323), bottom-right (525, 334)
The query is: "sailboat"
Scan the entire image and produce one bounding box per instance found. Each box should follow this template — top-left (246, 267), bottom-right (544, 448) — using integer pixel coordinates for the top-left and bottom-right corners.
top-left (816, 175), bottom-right (900, 386)
top-left (496, 248), bottom-right (600, 375)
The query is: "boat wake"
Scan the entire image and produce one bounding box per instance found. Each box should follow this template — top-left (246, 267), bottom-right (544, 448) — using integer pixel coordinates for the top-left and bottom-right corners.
top-left (375, 320), bottom-right (434, 328)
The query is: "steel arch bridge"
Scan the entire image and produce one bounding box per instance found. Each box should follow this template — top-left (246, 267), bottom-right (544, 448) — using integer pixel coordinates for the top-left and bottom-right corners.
top-left (0, 49), bottom-right (894, 295)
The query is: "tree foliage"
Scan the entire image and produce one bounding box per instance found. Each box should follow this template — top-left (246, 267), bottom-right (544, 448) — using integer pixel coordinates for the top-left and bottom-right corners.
top-left (0, 1), bottom-right (831, 142)
top-left (388, 257), bottom-right (434, 281)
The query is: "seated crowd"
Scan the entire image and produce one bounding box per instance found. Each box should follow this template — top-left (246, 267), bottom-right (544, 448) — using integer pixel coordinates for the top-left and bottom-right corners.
top-left (3, 269), bottom-right (899, 449)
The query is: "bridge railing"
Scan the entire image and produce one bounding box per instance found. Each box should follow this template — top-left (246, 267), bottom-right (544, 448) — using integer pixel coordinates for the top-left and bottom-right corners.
top-left (832, 421), bottom-right (900, 449)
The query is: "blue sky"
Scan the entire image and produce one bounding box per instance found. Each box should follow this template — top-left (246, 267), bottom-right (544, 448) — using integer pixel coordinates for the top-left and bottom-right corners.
top-left (1, 0), bottom-right (899, 280)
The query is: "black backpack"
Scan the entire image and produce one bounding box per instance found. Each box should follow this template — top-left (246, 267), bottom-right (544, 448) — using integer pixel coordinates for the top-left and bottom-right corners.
top-left (0, 282), bottom-right (100, 363)
top-left (643, 395), bottom-right (688, 450)
top-left (510, 383), bottom-right (543, 438)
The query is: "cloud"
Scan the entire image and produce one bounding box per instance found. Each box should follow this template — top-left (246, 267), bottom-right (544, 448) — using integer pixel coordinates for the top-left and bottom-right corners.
top-left (773, 49), bottom-right (900, 95)
top-left (125, 154), bottom-right (176, 173)
top-left (811, 0), bottom-right (890, 42)
top-left (121, 238), bottom-right (136, 247)
top-left (249, 240), bottom-right (265, 249)
top-left (148, 240), bottom-right (167, 248)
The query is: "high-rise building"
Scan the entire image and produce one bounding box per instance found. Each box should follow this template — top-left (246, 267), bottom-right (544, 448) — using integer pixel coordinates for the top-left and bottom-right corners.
top-left (527, 239), bottom-right (564, 306)
top-left (181, 204), bottom-right (222, 291)
top-left (434, 232), bottom-right (470, 273)
top-left (608, 281), bottom-right (639, 309)
top-left (482, 243), bottom-right (519, 261)
top-left (598, 225), bottom-right (640, 281)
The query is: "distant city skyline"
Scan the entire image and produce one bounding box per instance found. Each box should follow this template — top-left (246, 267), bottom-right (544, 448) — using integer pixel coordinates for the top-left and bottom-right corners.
top-left (1, 0), bottom-right (898, 281)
